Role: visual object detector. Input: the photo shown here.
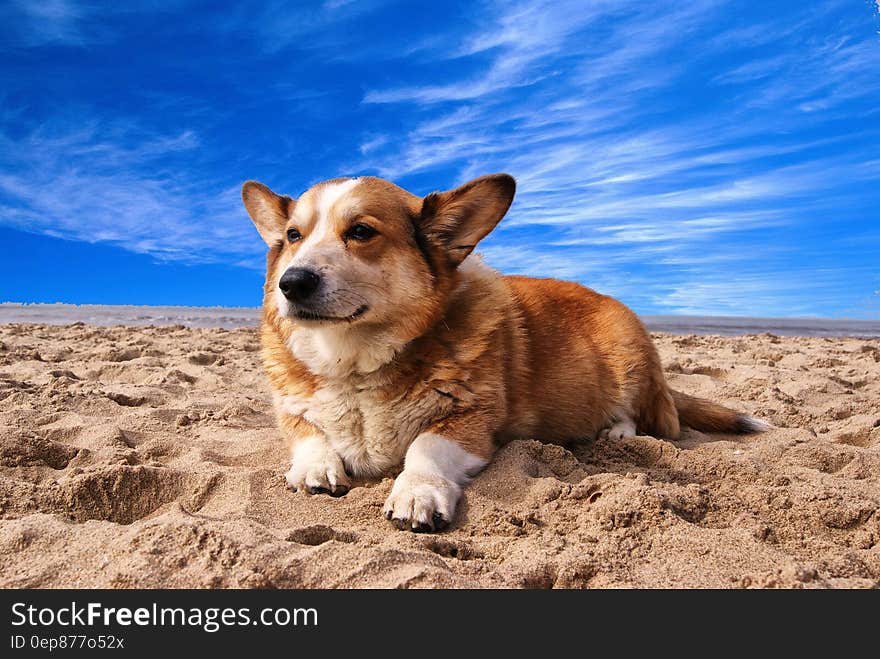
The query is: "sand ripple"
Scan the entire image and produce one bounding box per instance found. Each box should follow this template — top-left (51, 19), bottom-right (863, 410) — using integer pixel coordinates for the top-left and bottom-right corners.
top-left (0, 324), bottom-right (878, 588)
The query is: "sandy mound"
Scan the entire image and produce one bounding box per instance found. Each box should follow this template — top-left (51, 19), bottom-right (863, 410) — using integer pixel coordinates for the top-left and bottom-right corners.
top-left (0, 324), bottom-right (878, 588)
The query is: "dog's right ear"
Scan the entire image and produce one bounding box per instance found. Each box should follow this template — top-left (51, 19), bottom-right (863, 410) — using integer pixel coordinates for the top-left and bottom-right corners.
top-left (241, 181), bottom-right (295, 246)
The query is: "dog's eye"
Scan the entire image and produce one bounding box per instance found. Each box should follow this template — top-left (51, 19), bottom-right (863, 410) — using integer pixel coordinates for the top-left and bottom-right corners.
top-left (286, 228), bottom-right (302, 243)
top-left (346, 223), bottom-right (378, 242)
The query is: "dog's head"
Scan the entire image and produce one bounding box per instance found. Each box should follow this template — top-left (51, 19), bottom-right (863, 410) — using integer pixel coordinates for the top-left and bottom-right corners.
top-left (241, 173), bottom-right (515, 339)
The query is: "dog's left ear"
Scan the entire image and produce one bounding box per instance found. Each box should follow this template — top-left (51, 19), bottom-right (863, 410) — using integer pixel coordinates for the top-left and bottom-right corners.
top-left (419, 173), bottom-right (516, 267)
top-left (241, 181), bottom-right (295, 247)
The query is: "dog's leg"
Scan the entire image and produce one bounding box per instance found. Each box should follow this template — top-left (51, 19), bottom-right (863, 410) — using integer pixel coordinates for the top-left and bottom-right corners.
top-left (280, 415), bottom-right (351, 496)
top-left (383, 430), bottom-right (490, 533)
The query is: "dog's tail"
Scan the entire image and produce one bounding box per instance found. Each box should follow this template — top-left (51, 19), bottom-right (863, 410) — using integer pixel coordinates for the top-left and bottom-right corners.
top-left (670, 389), bottom-right (770, 434)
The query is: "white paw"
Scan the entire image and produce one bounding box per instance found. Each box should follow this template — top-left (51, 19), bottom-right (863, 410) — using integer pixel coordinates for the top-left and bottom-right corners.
top-left (382, 470), bottom-right (460, 532)
top-left (285, 436), bottom-right (351, 496)
top-left (602, 419), bottom-right (637, 442)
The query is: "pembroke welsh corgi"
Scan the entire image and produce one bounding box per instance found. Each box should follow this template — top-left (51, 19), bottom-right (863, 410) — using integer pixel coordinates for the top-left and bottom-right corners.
top-left (241, 173), bottom-right (767, 533)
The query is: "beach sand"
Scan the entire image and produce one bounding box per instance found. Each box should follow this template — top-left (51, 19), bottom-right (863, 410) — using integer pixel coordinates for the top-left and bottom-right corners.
top-left (1, 322), bottom-right (878, 588)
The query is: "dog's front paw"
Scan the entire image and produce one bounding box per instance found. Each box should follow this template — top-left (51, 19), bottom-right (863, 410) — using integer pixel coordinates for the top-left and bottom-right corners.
top-left (600, 418), bottom-right (637, 442)
top-left (285, 437), bottom-right (351, 496)
top-left (382, 470), bottom-right (460, 532)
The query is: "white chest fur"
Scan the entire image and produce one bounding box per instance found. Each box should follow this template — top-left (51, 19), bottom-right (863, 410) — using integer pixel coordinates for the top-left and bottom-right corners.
top-left (288, 324), bottom-right (406, 379)
top-left (277, 380), bottom-right (452, 478)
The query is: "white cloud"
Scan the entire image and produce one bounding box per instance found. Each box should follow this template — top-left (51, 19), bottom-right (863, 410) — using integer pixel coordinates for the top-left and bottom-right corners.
top-left (2, 0), bottom-right (194, 48)
top-left (0, 120), bottom-right (264, 266)
top-left (364, 0), bottom-right (620, 105)
top-left (5, 0), bottom-right (90, 46)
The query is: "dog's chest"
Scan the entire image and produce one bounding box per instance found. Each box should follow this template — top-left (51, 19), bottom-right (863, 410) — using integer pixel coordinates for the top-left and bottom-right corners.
top-left (280, 381), bottom-right (450, 478)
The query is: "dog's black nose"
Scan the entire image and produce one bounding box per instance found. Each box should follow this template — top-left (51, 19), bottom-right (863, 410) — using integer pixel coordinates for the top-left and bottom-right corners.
top-left (279, 268), bottom-right (321, 302)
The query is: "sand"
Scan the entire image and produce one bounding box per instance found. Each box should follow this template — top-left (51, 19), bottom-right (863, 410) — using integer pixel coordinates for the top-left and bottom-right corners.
top-left (0, 322), bottom-right (878, 589)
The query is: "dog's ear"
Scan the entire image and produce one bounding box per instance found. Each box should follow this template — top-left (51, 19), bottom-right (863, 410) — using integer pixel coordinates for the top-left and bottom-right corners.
top-left (241, 181), bottom-right (295, 246)
top-left (419, 173), bottom-right (516, 267)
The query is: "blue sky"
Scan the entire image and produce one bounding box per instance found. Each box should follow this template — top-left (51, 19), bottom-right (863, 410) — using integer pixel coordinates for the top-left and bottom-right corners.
top-left (1, 0), bottom-right (879, 317)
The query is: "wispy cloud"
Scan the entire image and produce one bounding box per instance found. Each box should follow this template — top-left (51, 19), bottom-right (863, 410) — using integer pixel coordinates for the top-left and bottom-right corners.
top-left (2, 0), bottom-right (92, 47)
top-left (353, 0), bottom-right (880, 316)
top-left (216, 0), bottom-right (396, 55)
top-left (654, 267), bottom-right (879, 318)
top-left (364, 0), bottom-right (615, 104)
top-left (0, 118), bottom-right (264, 267)
top-left (0, 0), bottom-right (193, 48)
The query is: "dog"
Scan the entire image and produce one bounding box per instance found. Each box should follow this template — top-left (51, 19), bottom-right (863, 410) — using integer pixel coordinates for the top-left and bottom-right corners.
top-left (241, 173), bottom-right (768, 533)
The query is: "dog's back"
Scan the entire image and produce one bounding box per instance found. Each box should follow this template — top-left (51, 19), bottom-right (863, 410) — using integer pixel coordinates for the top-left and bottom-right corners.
top-left (501, 273), bottom-right (767, 442)
top-left (495, 275), bottom-right (675, 442)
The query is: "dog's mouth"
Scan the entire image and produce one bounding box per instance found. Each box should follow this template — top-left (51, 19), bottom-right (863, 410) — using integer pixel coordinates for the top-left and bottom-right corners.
top-left (291, 304), bottom-right (369, 323)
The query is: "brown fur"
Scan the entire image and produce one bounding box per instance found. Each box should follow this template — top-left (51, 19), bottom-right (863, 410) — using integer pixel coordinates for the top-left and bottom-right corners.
top-left (242, 173), bottom-right (765, 529)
